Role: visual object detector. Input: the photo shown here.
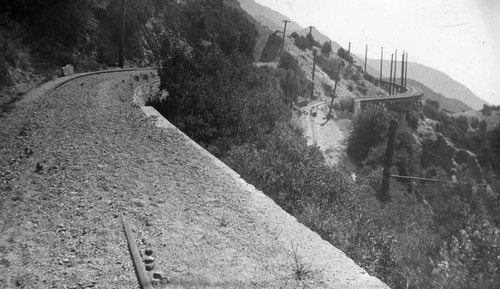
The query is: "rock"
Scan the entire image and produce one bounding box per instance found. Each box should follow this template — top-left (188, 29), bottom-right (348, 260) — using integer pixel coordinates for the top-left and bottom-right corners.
top-left (145, 263), bottom-right (154, 271)
top-left (144, 256), bottom-right (155, 264)
top-left (145, 248), bottom-right (153, 256)
top-left (152, 271), bottom-right (165, 280)
top-left (61, 64), bottom-right (74, 77)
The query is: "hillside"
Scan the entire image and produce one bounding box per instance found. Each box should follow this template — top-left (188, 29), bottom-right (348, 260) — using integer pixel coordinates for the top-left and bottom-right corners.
top-left (238, 0), bottom-right (303, 32)
top-left (365, 58), bottom-right (488, 110)
top-left (406, 79), bottom-right (473, 113)
top-left (239, 0), bottom-right (365, 66)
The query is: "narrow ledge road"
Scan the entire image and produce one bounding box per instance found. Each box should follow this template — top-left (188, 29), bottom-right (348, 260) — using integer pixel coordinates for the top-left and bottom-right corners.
top-left (0, 70), bottom-right (388, 288)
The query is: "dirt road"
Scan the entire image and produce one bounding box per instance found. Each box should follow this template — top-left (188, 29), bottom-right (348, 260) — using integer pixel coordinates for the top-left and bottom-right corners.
top-left (0, 71), bottom-right (386, 288)
top-left (299, 99), bottom-right (350, 166)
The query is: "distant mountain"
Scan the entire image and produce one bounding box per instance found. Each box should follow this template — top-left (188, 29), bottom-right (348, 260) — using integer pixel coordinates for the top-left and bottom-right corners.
top-left (365, 58), bottom-right (488, 110)
top-left (406, 79), bottom-right (472, 113)
top-left (238, 0), bottom-right (302, 32)
top-left (239, 0), bottom-right (364, 65)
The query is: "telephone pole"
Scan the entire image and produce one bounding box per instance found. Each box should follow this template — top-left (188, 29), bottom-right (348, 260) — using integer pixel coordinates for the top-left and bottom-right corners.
top-left (392, 49), bottom-right (397, 94)
top-left (400, 51), bottom-right (405, 88)
top-left (404, 52), bottom-right (409, 88)
top-left (379, 46), bottom-right (383, 84)
top-left (389, 54), bottom-right (393, 95)
top-left (311, 49), bottom-right (317, 99)
top-left (347, 41), bottom-right (351, 57)
top-left (364, 44), bottom-right (368, 72)
top-left (324, 62), bottom-right (342, 124)
top-left (281, 20), bottom-right (290, 53)
top-left (118, 0), bottom-right (127, 68)
top-left (380, 119), bottom-right (398, 203)
top-left (308, 26), bottom-right (314, 35)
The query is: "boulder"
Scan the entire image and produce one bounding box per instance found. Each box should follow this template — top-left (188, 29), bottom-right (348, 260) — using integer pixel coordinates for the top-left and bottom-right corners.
top-left (61, 64), bottom-right (74, 77)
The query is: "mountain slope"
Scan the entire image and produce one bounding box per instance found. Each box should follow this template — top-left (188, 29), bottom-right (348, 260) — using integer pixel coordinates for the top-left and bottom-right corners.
top-left (365, 58), bottom-right (488, 110)
top-left (238, 0), bottom-right (302, 31)
top-left (239, 0), bottom-right (365, 66)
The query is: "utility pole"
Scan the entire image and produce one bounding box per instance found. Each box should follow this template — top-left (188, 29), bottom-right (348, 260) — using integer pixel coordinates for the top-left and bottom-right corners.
top-left (380, 119), bottom-right (398, 203)
top-left (323, 62), bottom-right (342, 125)
top-left (364, 44), bottom-right (368, 73)
top-left (393, 49), bottom-right (397, 94)
top-left (281, 20), bottom-right (290, 54)
top-left (218, 0), bottom-right (224, 48)
top-left (404, 52), bottom-right (409, 88)
top-left (311, 49), bottom-right (317, 99)
top-left (347, 41), bottom-right (351, 57)
top-left (308, 26), bottom-right (314, 35)
top-left (389, 54), bottom-right (393, 95)
top-left (400, 51), bottom-right (405, 88)
top-left (118, 0), bottom-right (127, 68)
top-left (379, 46), bottom-right (383, 84)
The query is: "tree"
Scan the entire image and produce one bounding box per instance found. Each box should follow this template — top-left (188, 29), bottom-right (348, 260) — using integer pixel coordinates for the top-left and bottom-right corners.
top-left (321, 41), bottom-right (332, 55)
top-left (347, 106), bottom-right (390, 163)
top-left (337, 47), bottom-right (353, 63)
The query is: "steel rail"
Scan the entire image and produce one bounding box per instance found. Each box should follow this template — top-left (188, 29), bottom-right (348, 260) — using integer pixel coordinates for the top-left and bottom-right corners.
top-left (122, 216), bottom-right (153, 289)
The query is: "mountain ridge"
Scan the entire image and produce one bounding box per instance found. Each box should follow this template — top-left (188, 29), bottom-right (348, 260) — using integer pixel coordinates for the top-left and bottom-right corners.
top-left (365, 58), bottom-right (489, 110)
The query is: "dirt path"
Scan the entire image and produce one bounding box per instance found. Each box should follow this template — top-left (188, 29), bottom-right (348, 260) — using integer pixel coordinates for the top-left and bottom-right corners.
top-left (0, 71), bottom-right (386, 288)
top-left (299, 99), bottom-right (350, 166)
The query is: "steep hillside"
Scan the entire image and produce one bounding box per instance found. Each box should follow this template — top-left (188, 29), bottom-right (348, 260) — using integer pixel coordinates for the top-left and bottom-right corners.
top-left (366, 58), bottom-right (488, 110)
top-left (239, 0), bottom-right (365, 66)
top-left (238, 0), bottom-right (302, 31)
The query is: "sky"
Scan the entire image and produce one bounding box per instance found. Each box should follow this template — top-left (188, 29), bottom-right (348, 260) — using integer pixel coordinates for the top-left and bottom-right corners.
top-left (254, 0), bottom-right (500, 105)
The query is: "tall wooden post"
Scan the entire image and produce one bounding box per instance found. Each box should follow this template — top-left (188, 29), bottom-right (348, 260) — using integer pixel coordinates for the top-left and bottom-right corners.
top-left (379, 46), bottom-right (383, 84)
top-left (324, 63), bottom-right (342, 122)
top-left (348, 41), bottom-right (351, 57)
top-left (389, 54), bottom-right (393, 95)
top-left (393, 49), bottom-right (397, 94)
top-left (364, 44), bottom-right (368, 72)
top-left (311, 49), bottom-right (317, 99)
top-left (380, 119), bottom-right (398, 203)
top-left (118, 0), bottom-right (127, 68)
top-left (281, 20), bottom-right (290, 53)
top-left (400, 51), bottom-right (405, 88)
top-left (308, 26), bottom-right (314, 35)
top-left (404, 52), bottom-right (409, 88)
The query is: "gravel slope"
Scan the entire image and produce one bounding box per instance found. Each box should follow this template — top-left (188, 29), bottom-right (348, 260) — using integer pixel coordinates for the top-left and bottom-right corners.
top-left (0, 71), bottom-right (387, 288)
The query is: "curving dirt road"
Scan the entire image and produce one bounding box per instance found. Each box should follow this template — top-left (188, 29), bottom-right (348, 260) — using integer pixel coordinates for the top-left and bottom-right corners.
top-left (0, 71), bottom-right (386, 288)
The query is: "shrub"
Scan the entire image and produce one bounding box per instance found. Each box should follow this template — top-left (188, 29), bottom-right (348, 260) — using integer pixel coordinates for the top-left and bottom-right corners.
top-left (321, 41), bottom-right (332, 55)
top-left (356, 85), bottom-right (368, 95)
top-left (337, 47), bottom-right (353, 63)
top-left (339, 98), bottom-right (354, 112)
top-left (347, 105), bottom-right (390, 163)
top-left (294, 35), bottom-right (309, 51)
top-left (150, 47), bottom-right (290, 154)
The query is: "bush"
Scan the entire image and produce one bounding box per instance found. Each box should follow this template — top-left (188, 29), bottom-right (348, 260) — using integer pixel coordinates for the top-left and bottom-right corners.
top-left (294, 35), bottom-right (309, 51)
top-left (150, 47), bottom-right (290, 154)
top-left (339, 98), bottom-right (354, 112)
top-left (347, 106), bottom-right (390, 163)
top-left (337, 47), bottom-right (353, 63)
top-left (356, 85), bottom-right (368, 95)
top-left (321, 41), bottom-right (332, 55)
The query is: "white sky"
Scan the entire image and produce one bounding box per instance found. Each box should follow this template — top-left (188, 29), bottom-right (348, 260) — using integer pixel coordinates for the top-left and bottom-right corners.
top-left (254, 0), bottom-right (500, 105)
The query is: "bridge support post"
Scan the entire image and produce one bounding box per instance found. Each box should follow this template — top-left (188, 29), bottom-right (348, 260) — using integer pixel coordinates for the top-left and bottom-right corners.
top-left (379, 47), bottom-right (383, 85)
top-left (380, 119), bottom-right (398, 203)
top-left (389, 54), bottom-right (393, 95)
